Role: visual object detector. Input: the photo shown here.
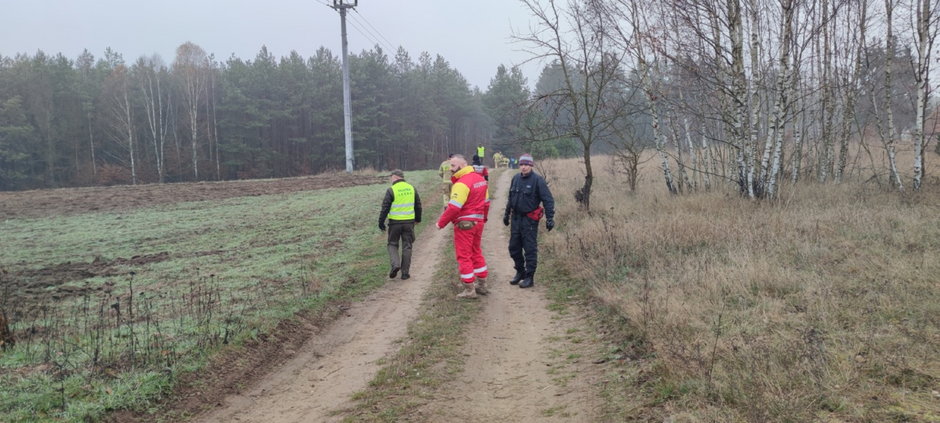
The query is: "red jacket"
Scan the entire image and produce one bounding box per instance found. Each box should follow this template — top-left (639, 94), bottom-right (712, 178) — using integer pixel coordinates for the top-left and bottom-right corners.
top-left (437, 166), bottom-right (490, 228)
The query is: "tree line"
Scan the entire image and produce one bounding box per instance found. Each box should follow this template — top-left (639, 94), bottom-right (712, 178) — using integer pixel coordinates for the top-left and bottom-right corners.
top-left (3, 0), bottom-right (937, 199)
top-left (0, 43), bottom-right (534, 191)
top-left (517, 0), bottom-right (939, 210)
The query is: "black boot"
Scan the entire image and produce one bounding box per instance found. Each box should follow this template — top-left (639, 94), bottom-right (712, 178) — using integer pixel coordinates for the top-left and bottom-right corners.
top-left (518, 275), bottom-right (534, 288)
top-left (509, 271), bottom-right (524, 285)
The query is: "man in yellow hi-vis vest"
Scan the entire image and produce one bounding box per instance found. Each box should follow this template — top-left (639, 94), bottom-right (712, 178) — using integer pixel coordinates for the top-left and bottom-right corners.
top-left (476, 144), bottom-right (486, 165)
top-left (438, 153), bottom-right (454, 209)
top-left (378, 169), bottom-right (422, 280)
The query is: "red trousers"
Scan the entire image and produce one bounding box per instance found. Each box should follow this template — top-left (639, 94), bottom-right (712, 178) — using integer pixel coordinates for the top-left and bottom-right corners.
top-left (453, 222), bottom-right (487, 283)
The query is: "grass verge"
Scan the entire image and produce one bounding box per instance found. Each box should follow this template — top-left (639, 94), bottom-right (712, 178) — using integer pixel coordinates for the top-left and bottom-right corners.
top-left (539, 156), bottom-right (940, 422)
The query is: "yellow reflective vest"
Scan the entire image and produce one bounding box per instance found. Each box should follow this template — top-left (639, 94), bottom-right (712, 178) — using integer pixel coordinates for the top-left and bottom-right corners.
top-left (476, 145), bottom-right (485, 158)
top-left (389, 181), bottom-right (416, 221)
top-left (439, 160), bottom-right (452, 182)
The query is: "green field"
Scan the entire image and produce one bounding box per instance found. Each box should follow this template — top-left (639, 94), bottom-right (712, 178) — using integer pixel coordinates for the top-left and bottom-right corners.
top-left (0, 170), bottom-right (437, 422)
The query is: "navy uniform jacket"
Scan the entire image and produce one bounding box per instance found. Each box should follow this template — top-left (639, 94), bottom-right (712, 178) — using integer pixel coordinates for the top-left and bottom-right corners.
top-left (504, 171), bottom-right (554, 221)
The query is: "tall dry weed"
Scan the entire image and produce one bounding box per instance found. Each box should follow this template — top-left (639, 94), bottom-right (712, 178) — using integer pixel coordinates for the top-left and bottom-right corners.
top-left (537, 155), bottom-right (940, 421)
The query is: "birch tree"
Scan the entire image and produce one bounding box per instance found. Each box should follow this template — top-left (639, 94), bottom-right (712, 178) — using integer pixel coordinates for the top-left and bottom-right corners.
top-left (135, 56), bottom-right (170, 183)
top-left (909, 0), bottom-right (939, 190)
top-left (834, 0), bottom-right (870, 183)
top-left (173, 42), bottom-right (208, 181)
top-left (102, 63), bottom-right (137, 184)
top-left (762, 0), bottom-right (796, 198)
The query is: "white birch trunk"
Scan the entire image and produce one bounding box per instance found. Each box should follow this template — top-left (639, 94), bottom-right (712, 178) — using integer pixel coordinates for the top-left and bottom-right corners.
top-left (670, 115), bottom-right (692, 192)
top-left (766, 0), bottom-right (794, 198)
top-left (746, 0), bottom-right (761, 196)
top-left (140, 65), bottom-right (166, 184)
top-left (187, 78), bottom-right (200, 181)
top-left (818, 0), bottom-right (835, 183)
top-left (884, 0), bottom-right (904, 190)
top-left (911, 0), bottom-right (935, 190)
top-left (123, 84), bottom-right (136, 185)
top-left (790, 71), bottom-right (805, 184)
top-left (683, 116), bottom-right (699, 190)
top-left (650, 91), bottom-right (676, 194)
top-left (729, 0), bottom-right (753, 197)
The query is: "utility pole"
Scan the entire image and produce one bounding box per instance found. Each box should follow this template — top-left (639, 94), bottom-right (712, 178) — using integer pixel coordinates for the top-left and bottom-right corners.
top-left (331, 0), bottom-right (357, 172)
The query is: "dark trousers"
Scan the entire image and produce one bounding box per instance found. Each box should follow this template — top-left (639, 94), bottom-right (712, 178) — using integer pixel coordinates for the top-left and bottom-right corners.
top-left (508, 214), bottom-right (539, 277)
top-left (387, 222), bottom-right (415, 274)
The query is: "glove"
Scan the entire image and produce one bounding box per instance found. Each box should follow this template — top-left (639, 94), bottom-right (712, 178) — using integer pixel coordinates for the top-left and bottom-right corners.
top-left (378, 221), bottom-right (386, 232)
top-left (503, 215), bottom-right (510, 226)
top-left (546, 219), bottom-right (555, 231)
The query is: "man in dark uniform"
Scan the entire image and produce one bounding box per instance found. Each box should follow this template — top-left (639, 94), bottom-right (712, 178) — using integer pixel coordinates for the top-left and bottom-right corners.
top-left (378, 169), bottom-right (422, 280)
top-left (502, 153), bottom-right (555, 288)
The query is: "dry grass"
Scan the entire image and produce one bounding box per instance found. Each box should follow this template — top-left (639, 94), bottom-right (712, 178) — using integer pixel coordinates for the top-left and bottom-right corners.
top-left (539, 152), bottom-right (940, 422)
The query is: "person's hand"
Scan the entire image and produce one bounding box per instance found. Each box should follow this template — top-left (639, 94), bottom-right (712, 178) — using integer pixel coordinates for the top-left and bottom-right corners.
top-left (503, 215), bottom-right (510, 226)
top-left (546, 219), bottom-right (555, 231)
top-left (378, 221), bottom-right (386, 232)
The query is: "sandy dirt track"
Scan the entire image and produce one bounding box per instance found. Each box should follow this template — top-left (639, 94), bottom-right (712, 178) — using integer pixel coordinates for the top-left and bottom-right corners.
top-left (416, 170), bottom-right (601, 422)
top-left (193, 170), bottom-right (601, 422)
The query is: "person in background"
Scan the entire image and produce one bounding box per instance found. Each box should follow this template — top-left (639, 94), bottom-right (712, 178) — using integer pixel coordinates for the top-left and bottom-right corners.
top-left (502, 153), bottom-right (554, 289)
top-left (438, 153), bottom-right (454, 209)
top-left (472, 154), bottom-right (489, 181)
top-left (437, 154), bottom-right (490, 299)
top-left (476, 143), bottom-right (486, 166)
top-left (378, 169), bottom-right (422, 280)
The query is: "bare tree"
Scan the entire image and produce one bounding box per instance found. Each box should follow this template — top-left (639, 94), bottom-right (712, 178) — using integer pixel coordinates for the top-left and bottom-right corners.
top-left (834, 0), bottom-right (870, 183)
top-left (135, 56), bottom-right (171, 183)
top-left (762, 0), bottom-right (796, 198)
top-left (103, 64), bottom-right (137, 184)
top-left (880, 0), bottom-right (906, 189)
top-left (173, 42), bottom-right (208, 181)
top-left (517, 0), bottom-right (628, 211)
top-left (910, 0), bottom-right (940, 190)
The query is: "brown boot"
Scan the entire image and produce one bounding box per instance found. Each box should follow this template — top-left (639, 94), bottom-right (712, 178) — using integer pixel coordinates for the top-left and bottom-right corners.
top-left (456, 282), bottom-right (478, 299)
top-left (475, 278), bottom-right (489, 295)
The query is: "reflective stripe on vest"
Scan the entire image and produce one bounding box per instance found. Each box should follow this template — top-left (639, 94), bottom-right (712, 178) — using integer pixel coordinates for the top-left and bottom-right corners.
top-left (389, 182), bottom-right (416, 220)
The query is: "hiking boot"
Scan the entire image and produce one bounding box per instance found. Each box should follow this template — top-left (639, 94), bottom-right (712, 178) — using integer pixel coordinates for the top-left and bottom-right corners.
top-left (518, 276), bottom-right (534, 288)
top-left (509, 272), bottom-right (524, 285)
top-left (475, 278), bottom-right (489, 295)
top-left (389, 266), bottom-right (400, 278)
top-left (456, 282), bottom-right (478, 299)
top-left (401, 273), bottom-right (410, 280)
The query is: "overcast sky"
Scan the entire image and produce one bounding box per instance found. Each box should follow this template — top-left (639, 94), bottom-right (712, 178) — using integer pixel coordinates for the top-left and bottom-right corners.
top-left (0, 0), bottom-right (545, 90)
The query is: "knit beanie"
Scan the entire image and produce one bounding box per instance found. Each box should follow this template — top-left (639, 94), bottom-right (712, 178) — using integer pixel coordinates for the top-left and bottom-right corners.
top-left (518, 153), bottom-right (534, 166)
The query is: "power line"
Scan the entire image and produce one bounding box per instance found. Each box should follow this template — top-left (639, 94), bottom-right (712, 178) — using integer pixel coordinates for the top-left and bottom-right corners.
top-left (351, 9), bottom-right (397, 51)
top-left (346, 14), bottom-right (385, 49)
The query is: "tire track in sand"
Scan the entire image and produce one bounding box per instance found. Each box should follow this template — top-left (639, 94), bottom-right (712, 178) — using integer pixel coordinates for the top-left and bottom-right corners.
top-left (195, 215), bottom-right (449, 423)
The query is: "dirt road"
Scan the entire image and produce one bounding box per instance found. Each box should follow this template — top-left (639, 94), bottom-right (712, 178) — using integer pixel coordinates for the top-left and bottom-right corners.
top-left (195, 219), bottom-right (448, 423)
top-left (416, 170), bottom-right (600, 422)
top-left (194, 170), bottom-right (599, 422)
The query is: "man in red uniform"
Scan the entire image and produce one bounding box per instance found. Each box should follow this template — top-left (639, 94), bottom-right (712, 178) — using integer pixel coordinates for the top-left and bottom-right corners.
top-left (437, 154), bottom-right (490, 299)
